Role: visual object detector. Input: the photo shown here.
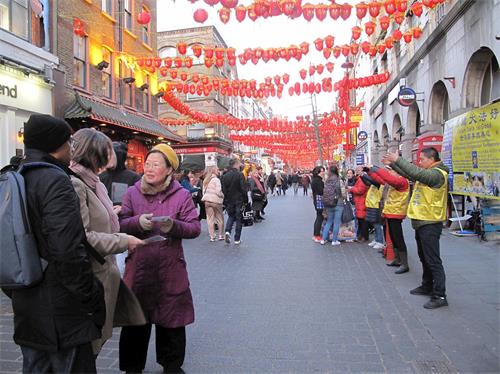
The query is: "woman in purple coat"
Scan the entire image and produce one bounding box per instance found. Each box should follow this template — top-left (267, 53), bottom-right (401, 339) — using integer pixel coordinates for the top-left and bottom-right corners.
top-left (118, 144), bottom-right (201, 374)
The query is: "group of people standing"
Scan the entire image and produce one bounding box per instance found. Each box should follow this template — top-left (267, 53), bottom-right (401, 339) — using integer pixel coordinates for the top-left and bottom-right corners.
top-left (311, 147), bottom-right (449, 310)
top-left (266, 170), bottom-right (311, 196)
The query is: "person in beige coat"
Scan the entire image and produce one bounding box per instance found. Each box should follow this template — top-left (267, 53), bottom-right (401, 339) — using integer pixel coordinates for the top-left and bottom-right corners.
top-left (202, 166), bottom-right (225, 241)
top-left (69, 128), bottom-right (146, 355)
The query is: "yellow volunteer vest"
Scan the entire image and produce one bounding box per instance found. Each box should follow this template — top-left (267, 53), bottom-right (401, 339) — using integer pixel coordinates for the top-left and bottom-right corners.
top-left (383, 187), bottom-right (409, 216)
top-left (365, 185), bottom-right (382, 209)
top-left (407, 168), bottom-right (448, 221)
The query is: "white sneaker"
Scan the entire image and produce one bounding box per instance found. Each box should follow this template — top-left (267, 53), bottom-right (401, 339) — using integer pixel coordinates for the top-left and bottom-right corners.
top-left (368, 240), bottom-right (377, 247)
top-left (331, 241), bottom-right (341, 246)
top-left (320, 240), bottom-right (326, 245)
top-left (234, 240), bottom-right (241, 245)
top-left (373, 242), bottom-right (385, 250)
top-left (224, 232), bottom-right (231, 244)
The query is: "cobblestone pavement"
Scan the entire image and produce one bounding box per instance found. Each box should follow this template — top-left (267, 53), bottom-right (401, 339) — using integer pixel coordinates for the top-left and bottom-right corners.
top-left (1, 193), bottom-right (499, 373)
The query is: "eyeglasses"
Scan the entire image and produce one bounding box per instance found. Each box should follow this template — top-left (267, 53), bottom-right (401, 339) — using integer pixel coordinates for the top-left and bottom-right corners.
top-left (144, 162), bottom-right (164, 169)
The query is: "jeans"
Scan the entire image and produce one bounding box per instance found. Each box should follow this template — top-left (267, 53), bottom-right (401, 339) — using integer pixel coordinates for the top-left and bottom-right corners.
top-left (415, 223), bottom-right (446, 297)
top-left (314, 208), bottom-right (324, 237)
top-left (322, 205), bottom-right (344, 242)
top-left (225, 202), bottom-right (243, 241)
top-left (21, 343), bottom-right (96, 373)
top-left (292, 183), bottom-right (299, 195)
top-left (374, 223), bottom-right (384, 244)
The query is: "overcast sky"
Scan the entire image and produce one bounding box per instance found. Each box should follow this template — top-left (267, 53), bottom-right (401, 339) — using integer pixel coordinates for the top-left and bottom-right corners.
top-left (157, 0), bottom-right (357, 118)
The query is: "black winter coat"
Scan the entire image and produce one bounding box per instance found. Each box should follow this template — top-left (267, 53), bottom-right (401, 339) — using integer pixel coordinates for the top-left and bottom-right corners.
top-left (9, 149), bottom-right (105, 352)
top-left (222, 168), bottom-right (248, 205)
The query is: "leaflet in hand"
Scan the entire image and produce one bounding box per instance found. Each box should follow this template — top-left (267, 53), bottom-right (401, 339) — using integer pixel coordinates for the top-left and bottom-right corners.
top-left (143, 235), bottom-right (167, 244)
top-left (151, 216), bottom-right (170, 222)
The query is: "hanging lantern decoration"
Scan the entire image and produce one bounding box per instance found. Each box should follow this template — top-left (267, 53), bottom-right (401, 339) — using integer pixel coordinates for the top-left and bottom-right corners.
top-left (309, 65), bottom-right (316, 76)
top-left (403, 31), bottom-right (413, 43)
top-left (221, 0), bottom-right (238, 8)
top-left (340, 3), bottom-right (352, 20)
top-left (394, 12), bottom-right (405, 24)
top-left (184, 57), bottom-right (193, 68)
top-left (412, 26), bottom-right (423, 39)
top-left (215, 47), bottom-right (225, 59)
top-left (341, 44), bottom-right (350, 57)
top-left (350, 42), bottom-right (359, 55)
top-left (235, 5), bottom-right (247, 21)
top-left (355, 2), bottom-right (368, 19)
top-left (352, 26), bottom-right (362, 40)
top-left (204, 58), bottom-right (214, 68)
top-left (316, 64), bottom-right (324, 74)
top-left (411, 1), bottom-right (423, 16)
top-left (193, 8), bottom-right (208, 23)
top-left (377, 44), bottom-right (386, 54)
top-left (204, 46), bottom-right (214, 59)
top-left (191, 44), bottom-right (203, 58)
top-left (302, 3), bottom-right (315, 21)
top-left (365, 21), bottom-right (376, 36)
top-left (392, 28), bottom-right (403, 41)
top-left (324, 35), bottom-right (335, 48)
top-left (218, 8), bottom-right (231, 23)
top-left (385, 36), bottom-right (394, 49)
top-left (396, 0), bottom-right (407, 12)
top-left (73, 18), bottom-right (85, 36)
top-left (269, 0), bottom-right (282, 16)
top-left (329, 3), bottom-right (341, 19)
top-left (384, 0), bottom-right (396, 14)
top-left (315, 4), bottom-right (328, 20)
top-left (299, 69), bottom-right (307, 80)
top-left (368, 1), bottom-right (380, 17)
top-left (369, 45), bottom-right (377, 57)
top-left (254, 0), bottom-right (269, 16)
top-left (204, 0), bottom-right (219, 5)
top-left (137, 10), bottom-right (151, 24)
top-left (283, 73), bottom-right (290, 84)
top-left (379, 15), bottom-right (390, 31)
top-left (247, 5), bottom-right (258, 21)
top-left (299, 41), bottom-right (309, 54)
top-left (314, 38), bottom-right (324, 51)
top-left (326, 62), bottom-right (334, 73)
top-left (422, 0), bottom-right (434, 8)
top-left (180, 72), bottom-right (188, 81)
top-left (280, 0), bottom-right (297, 16)
top-left (169, 70), bottom-right (178, 79)
top-left (174, 57), bottom-right (183, 68)
top-left (323, 48), bottom-right (332, 58)
top-left (332, 46), bottom-right (341, 58)
top-left (177, 42), bottom-right (187, 55)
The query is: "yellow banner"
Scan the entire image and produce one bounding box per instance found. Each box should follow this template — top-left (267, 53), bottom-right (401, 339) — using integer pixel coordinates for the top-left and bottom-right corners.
top-left (446, 101), bottom-right (500, 199)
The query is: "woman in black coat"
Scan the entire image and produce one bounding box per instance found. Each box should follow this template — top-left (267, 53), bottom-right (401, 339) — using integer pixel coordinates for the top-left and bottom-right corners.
top-left (311, 166), bottom-right (326, 242)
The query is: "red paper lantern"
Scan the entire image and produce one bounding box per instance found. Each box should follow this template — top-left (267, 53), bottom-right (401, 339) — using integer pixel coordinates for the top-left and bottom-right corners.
top-left (411, 1), bottom-right (423, 16)
top-left (422, 0), bottom-right (433, 8)
top-left (377, 44), bottom-right (386, 54)
top-left (352, 26), bottom-right (362, 40)
top-left (384, 0), bottom-right (396, 14)
top-left (412, 26), bottom-right (423, 39)
top-left (159, 67), bottom-right (168, 77)
top-left (247, 5), bottom-right (258, 21)
top-left (235, 5), bottom-right (246, 21)
top-left (314, 38), bottom-right (324, 51)
top-left (221, 0), bottom-right (238, 8)
top-left (324, 35), bottom-right (335, 48)
top-left (396, 0), bottom-right (407, 12)
top-left (309, 65), bottom-right (316, 76)
top-left (169, 70), bottom-right (178, 79)
top-left (302, 3), bottom-right (315, 21)
top-left (300, 42), bottom-right (309, 54)
top-left (332, 46), bottom-right (341, 58)
top-left (191, 45), bottom-right (202, 58)
top-left (204, 58), bottom-right (214, 68)
top-left (193, 9), bottom-right (208, 23)
top-left (204, 0), bottom-right (219, 5)
top-left (379, 15), bottom-right (390, 31)
top-left (323, 48), bottom-right (332, 58)
top-left (269, 0), bottom-right (282, 16)
top-left (180, 72), bottom-right (188, 81)
top-left (299, 69), bottom-right (307, 80)
top-left (392, 28), bottom-right (403, 41)
top-left (403, 31), bottom-right (413, 43)
top-left (385, 36), bottom-right (394, 49)
top-left (204, 47), bottom-right (214, 59)
top-left (254, 0), bottom-right (269, 16)
top-left (329, 3), bottom-right (341, 20)
top-left (326, 62), bottom-right (334, 73)
top-left (369, 46), bottom-right (377, 57)
top-left (340, 3), bottom-right (352, 20)
top-left (315, 4), bottom-right (328, 21)
top-left (368, 1), bottom-right (380, 17)
top-left (283, 74), bottom-right (290, 84)
top-left (355, 2), bottom-right (368, 19)
top-left (365, 21), bottom-right (376, 36)
top-left (154, 57), bottom-right (162, 68)
top-left (137, 10), bottom-right (151, 24)
top-left (177, 42), bottom-right (187, 55)
top-left (219, 8), bottom-right (231, 23)
top-left (350, 43), bottom-right (359, 55)
top-left (192, 74), bottom-right (200, 83)
top-left (341, 44), bottom-right (350, 57)
top-left (316, 64), bottom-right (324, 74)
top-left (215, 47), bottom-right (225, 59)
top-left (394, 12), bottom-right (405, 24)
top-left (184, 57), bottom-right (193, 68)
top-left (174, 57), bottom-right (183, 68)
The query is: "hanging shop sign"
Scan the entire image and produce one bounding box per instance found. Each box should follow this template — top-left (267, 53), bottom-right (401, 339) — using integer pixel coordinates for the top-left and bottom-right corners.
top-left (356, 153), bottom-right (365, 165)
top-left (397, 87), bottom-right (417, 107)
top-left (350, 109), bottom-right (363, 123)
top-left (357, 130), bottom-right (368, 141)
top-left (442, 101), bottom-right (500, 200)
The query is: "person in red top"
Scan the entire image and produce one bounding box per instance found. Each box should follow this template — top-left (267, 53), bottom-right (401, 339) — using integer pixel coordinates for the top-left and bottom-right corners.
top-left (369, 165), bottom-right (411, 274)
top-left (348, 166), bottom-right (369, 242)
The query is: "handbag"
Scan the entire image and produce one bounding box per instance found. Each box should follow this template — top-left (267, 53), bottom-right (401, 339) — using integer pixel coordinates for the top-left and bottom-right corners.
top-left (251, 190), bottom-right (264, 201)
top-left (242, 204), bottom-right (254, 226)
top-left (341, 200), bottom-right (355, 223)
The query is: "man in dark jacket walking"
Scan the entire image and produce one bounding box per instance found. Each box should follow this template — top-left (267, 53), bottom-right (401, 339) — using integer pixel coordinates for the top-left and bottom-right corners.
top-left (99, 142), bottom-right (141, 204)
top-left (221, 158), bottom-right (248, 245)
top-left (8, 115), bottom-right (105, 373)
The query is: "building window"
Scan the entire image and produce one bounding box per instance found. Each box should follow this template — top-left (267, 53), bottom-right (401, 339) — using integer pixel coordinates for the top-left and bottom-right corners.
top-left (142, 74), bottom-right (150, 113)
top-left (73, 33), bottom-right (87, 88)
top-left (102, 0), bottom-right (112, 16)
top-left (101, 48), bottom-right (112, 99)
top-left (124, 0), bottom-right (133, 30)
top-left (141, 6), bottom-right (150, 45)
top-left (159, 47), bottom-right (177, 58)
top-left (121, 62), bottom-right (133, 107)
top-left (0, 0), bottom-right (28, 39)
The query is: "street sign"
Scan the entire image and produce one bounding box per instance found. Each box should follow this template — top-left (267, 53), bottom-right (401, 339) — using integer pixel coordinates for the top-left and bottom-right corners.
top-left (356, 153), bottom-right (365, 165)
top-left (350, 109), bottom-right (363, 123)
top-left (358, 131), bottom-right (368, 141)
top-left (397, 87), bottom-right (417, 107)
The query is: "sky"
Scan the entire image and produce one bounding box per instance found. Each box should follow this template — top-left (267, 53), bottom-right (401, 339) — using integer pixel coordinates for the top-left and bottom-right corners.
top-left (156, 0), bottom-right (357, 118)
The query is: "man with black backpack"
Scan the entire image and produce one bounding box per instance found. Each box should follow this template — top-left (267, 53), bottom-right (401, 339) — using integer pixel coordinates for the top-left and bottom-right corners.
top-left (1, 115), bottom-right (105, 373)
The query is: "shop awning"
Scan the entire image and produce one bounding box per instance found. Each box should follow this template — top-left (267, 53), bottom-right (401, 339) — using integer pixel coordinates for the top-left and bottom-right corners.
top-left (65, 93), bottom-right (185, 143)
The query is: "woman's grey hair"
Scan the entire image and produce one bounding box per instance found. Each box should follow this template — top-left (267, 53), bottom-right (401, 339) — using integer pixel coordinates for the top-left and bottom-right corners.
top-left (72, 128), bottom-right (112, 172)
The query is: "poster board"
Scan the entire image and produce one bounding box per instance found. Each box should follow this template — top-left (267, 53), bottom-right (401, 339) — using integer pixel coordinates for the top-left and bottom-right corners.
top-left (442, 101), bottom-right (500, 200)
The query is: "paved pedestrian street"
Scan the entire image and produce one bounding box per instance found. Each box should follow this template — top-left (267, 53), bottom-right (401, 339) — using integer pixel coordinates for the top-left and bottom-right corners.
top-left (0, 194), bottom-right (498, 373)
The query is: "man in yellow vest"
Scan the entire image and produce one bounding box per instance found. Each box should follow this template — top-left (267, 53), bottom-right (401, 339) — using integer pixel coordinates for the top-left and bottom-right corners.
top-left (383, 147), bottom-right (449, 309)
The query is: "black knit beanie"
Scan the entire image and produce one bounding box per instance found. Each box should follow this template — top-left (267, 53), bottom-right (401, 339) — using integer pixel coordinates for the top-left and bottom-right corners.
top-left (24, 114), bottom-right (73, 153)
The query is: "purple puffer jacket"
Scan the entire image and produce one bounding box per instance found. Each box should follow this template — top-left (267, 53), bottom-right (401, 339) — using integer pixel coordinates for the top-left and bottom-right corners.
top-left (119, 179), bottom-right (201, 328)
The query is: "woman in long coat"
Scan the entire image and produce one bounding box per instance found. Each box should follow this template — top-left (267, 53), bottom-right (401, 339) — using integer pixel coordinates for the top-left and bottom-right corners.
top-left (119, 144), bottom-right (201, 374)
top-left (70, 128), bottom-right (146, 356)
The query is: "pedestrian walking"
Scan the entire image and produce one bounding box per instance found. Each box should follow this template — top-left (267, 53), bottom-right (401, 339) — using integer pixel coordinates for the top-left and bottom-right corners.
top-left (221, 158), bottom-right (248, 245)
top-left (69, 128), bottom-right (146, 355)
top-left (267, 172), bottom-right (276, 196)
top-left (370, 165), bottom-right (410, 274)
top-left (276, 171), bottom-right (283, 195)
top-left (249, 168), bottom-right (266, 222)
top-left (7, 114), bottom-right (105, 373)
top-left (321, 166), bottom-right (346, 246)
top-left (348, 166), bottom-right (369, 242)
top-left (383, 148), bottom-right (449, 309)
top-left (302, 173), bottom-right (311, 195)
top-left (311, 166), bottom-right (325, 242)
top-left (291, 172), bottom-right (300, 195)
top-left (118, 144), bottom-right (201, 373)
top-left (202, 165), bottom-right (225, 241)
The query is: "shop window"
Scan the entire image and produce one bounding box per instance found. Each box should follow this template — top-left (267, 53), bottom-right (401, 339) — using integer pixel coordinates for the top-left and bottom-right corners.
top-left (142, 74), bottom-right (150, 113)
top-left (124, 0), bottom-right (133, 31)
top-left (101, 48), bottom-right (112, 99)
top-left (141, 6), bottom-right (150, 45)
top-left (73, 33), bottom-right (87, 88)
top-left (101, 0), bottom-right (112, 16)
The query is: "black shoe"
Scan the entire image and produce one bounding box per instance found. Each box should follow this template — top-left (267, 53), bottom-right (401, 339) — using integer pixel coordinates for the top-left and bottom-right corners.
top-left (163, 368), bottom-right (185, 374)
top-left (386, 260), bottom-right (401, 267)
top-left (395, 265), bottom-right (409, 274)
top-left (424, 296), bottom-right (448, 309)
top-left (259, 216), bottom-right (265, 220)
top-left (410, 286), bottom-right (432, 296)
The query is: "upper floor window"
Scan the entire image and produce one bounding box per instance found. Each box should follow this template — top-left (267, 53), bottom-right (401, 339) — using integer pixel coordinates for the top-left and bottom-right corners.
top-left (159, 47), bottom-right (177, 58)
top-left (0, 0), bottom-right (47, 48)
top-left (141, 6), bottom-right (150, 45)
top-left (142, 74), bottom-right (150, 113)
top-left (73, 33), bottom-right (87, 88)
top-left (124, 0), bottom-right (133, 30)
top-left (101, 48), bottom-right (112, 99)
top-left (121, 62), bottom-right (133, 107)
top-left (102, 0), bottom-right (113, 16)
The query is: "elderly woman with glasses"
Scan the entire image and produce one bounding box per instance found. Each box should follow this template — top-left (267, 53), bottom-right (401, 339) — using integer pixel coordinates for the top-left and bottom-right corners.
top-left (69, 128), bottom-right (146, 357)
top-left (118, 144), bottom-right (201, 374)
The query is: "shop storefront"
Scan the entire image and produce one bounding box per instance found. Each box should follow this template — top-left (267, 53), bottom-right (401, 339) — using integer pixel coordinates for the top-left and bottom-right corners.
top-left (173, 141), bottom-right (233, 171)
top-left (0, 64), bottom-right (53, 167)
